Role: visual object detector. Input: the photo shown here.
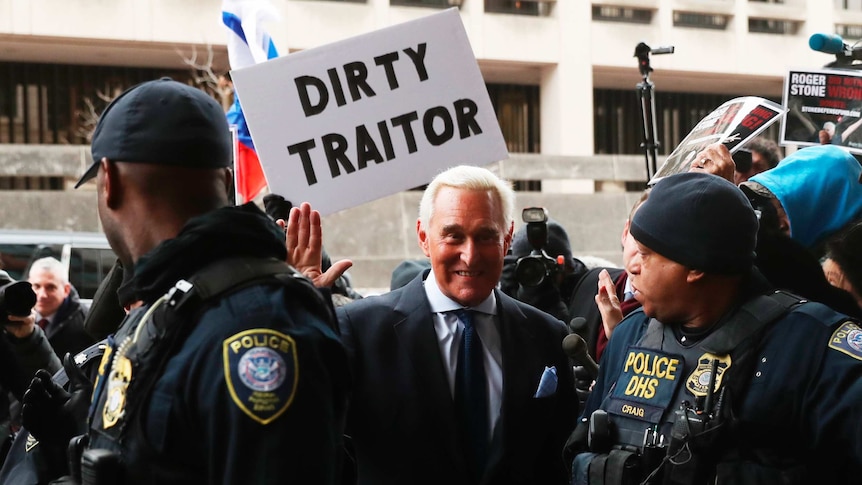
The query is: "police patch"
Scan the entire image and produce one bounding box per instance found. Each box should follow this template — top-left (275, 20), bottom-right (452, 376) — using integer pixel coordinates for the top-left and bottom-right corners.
top-left (223, 329), bottom-right (298, 425)
top-left (607, 347), bottom-right (684, 424)
top-left (828, 321), bottom-right (862, 361)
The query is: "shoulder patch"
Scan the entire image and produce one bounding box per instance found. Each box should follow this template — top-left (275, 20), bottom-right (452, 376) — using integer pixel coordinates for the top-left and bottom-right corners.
top-left (828, 321), bottom-right (862, 361)
top-left (223, 329), bottom-right (299, 424)
top-left (25, 433), bottom-right (38, 453)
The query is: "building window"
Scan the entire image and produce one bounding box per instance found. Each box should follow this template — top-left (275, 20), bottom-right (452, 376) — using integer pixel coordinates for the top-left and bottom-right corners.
top-left (749, 0), bottom-right (784, 3)
top-left (836, 0), bottom-right (862, 11)
top-left (0, 176), bottom-right (63, 190)
top-left (390, 0), bottom-right (450, 7)
top-left (673, 11), bottom-right (729, 30)
top-left (837, 24), bottom-right (862, 40)
top-left (593, 89), bottom-right (782, 156)
top-left (512, 180), bottom-right (542, 192)
top-left (749, 18), bottom-right (799, 35)
top-left (0, 62), bottom-right (193, 145)
top-left (592, 5), bottom-right (652, 24)
top-left (485, 0), bottom-right (540, 16)
top-left (487, 84), bottom-right (541, 154)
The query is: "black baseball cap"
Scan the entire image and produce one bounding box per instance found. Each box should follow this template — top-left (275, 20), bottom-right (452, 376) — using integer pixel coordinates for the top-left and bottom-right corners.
top-left (75, 77), bottom-right (232, 188)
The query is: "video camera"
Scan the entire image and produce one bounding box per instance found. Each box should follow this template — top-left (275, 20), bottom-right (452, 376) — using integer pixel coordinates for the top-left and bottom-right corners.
top-left (0, 275), bottom-right (36, 325)
top-left (515, 207), bottom-right (566, 287)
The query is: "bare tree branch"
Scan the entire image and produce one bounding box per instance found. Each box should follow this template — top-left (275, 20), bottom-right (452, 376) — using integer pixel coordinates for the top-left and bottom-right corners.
top-left (176, 44), bottom-right (233, 111)
top-left (74, 88), bottom-right (114, 143)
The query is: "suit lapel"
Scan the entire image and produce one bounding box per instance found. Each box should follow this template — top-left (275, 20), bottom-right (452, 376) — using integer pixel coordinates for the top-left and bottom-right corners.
top-left (392, 275), bottom-right (467, 474)
top-left (483, 291), bottom-right (538, 481)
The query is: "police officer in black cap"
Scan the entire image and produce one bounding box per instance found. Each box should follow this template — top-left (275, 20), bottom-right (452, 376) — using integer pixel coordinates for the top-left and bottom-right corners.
top-left (565, 172), bottom-right (862, 484)
top-left (26, 78), bottom-right (349, 484)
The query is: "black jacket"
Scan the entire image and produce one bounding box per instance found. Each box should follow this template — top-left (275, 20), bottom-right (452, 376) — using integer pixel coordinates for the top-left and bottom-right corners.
top-left (43, 288), bottom-right (94, 361)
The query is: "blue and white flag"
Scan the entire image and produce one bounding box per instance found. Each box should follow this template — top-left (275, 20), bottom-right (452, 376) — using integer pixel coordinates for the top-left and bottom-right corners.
top-left (222, 0), bottom-right (280, 203)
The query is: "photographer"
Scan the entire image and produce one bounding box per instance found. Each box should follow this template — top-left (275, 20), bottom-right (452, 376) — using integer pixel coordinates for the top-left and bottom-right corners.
top-left (0, 270), bottom-right (60, 465)
top-left (0, 270), bottom-right (60, 397)
top-left (500, 208), bottom-right (586, 323)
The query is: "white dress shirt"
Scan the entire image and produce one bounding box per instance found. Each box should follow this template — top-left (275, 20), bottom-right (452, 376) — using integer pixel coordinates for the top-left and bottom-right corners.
top-left (423, 270), bottom-right (503, 439)
top-left (623, 276), bottom-right (635, 302)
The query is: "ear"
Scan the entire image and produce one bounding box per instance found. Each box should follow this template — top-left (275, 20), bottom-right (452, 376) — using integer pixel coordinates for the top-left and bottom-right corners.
top-left (101, 158), bottom-right (121, 210)
top-left (63, 282), bottom-right (71, 298)
top-left (417, 218), bottom-right (431, 257)
top-left (223, 167), bottom-right (234, 197)
top-left (503, 220), bottom-right (514, 254)
top-left (621, 219), bottom-right (631, 248)
top-left (686, 268), bottom-right (706, 284)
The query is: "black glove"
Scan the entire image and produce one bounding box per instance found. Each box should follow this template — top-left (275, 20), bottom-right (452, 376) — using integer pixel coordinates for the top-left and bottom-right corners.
top-left (516, 281), bottom-right (570, 323)
top-left (573, 365), bottom-right (593, 414)
top-left (22, 353), bottom-right (93, 445)
top-left (263, 194), bottom-right (293, 221)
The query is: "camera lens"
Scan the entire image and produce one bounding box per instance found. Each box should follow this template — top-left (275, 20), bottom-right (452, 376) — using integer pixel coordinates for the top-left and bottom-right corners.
top-left (0, 280), bottom-right (36, 322)
top-left (515, 257), bottom-right (547, 287)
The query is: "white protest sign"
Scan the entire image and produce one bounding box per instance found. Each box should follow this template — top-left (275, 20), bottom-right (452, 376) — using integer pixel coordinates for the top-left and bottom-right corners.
top-left (231, 8), bottom-right (508, 215)
top-left (651, 96), bottom-right (785, 184)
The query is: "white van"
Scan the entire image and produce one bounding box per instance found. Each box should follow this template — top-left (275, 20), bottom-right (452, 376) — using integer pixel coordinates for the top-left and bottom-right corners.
top-left (0, 229), bottom-right (115, 300)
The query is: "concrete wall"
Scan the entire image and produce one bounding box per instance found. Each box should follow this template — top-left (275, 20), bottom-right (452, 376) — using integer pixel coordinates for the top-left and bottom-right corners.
top-left (0, 144), bottom-right (644, 294)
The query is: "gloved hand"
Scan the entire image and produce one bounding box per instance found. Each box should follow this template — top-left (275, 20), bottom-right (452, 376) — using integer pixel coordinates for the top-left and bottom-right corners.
top-left (573, 365), bottom-right (594, 413)
top-left (22, 353), bottom-right (93, 445)
top-left (263, 194), bottom-right (293, 221)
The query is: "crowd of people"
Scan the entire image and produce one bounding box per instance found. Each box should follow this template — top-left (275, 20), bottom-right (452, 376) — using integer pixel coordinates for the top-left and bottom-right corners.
top-left (0, 76), bottom-right (858, 485)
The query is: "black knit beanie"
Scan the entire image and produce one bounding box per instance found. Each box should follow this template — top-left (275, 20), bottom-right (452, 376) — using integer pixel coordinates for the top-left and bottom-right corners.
top-left (630, 172), bottom-right (758, 274)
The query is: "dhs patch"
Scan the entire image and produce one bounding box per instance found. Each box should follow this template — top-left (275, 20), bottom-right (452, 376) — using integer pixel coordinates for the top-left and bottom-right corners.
top-left (223, 329), bottom-right (299, 424)
top-left (828, 321), bottom-right (862, 361)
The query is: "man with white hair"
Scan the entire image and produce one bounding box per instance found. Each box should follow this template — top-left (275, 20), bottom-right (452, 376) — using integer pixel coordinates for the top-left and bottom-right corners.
top-left (294, 165), bottom-right (577, 484)
top-left (27, 257), bottom-right (93, 359)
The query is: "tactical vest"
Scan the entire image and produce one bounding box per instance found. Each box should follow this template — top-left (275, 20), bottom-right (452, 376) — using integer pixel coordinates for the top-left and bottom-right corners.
top-left (574, 290), bottom-right (817, 485)
top-left (79, 257), bottom-right (335, 484)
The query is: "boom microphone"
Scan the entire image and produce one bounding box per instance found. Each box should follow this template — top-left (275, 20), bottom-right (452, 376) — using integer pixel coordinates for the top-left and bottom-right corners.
top-left (562, 333), bottom-right (599, 380)
top-left (569, 316), bottom-right (587, 334)
top-left (809, 33), bottom-right (847, 55)
top-left (809, 32), bottom-right (862, 61)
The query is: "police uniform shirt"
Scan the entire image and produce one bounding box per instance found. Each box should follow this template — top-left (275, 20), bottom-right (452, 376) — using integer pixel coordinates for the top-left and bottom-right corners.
top-left (581, 302), bottom-right (862, 480)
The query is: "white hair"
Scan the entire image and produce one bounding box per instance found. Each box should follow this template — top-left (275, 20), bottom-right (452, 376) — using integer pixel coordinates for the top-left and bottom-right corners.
top-left (418, 165), bottom-right (515, 229)
top-left (28, 256), bottom-right (68, 284)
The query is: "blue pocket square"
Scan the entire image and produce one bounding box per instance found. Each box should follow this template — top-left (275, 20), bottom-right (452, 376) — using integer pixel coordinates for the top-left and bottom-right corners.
top-left (533, 366), bottom-right (557, 398)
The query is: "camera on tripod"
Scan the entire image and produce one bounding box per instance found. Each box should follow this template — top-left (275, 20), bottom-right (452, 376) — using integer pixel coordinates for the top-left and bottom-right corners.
top-left (515, 207), bottom-right (565, 287)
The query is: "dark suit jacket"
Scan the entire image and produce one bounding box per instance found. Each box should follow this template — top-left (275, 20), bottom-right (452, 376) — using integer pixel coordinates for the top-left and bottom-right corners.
top-left (44, 288), bottom-right (94, 360)
top-left (337, 272), bottom-right (576, 485)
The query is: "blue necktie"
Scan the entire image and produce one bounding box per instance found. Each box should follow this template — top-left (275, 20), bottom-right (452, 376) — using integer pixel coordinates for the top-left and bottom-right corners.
top-left (454, 308), bottom-right (489, 482)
